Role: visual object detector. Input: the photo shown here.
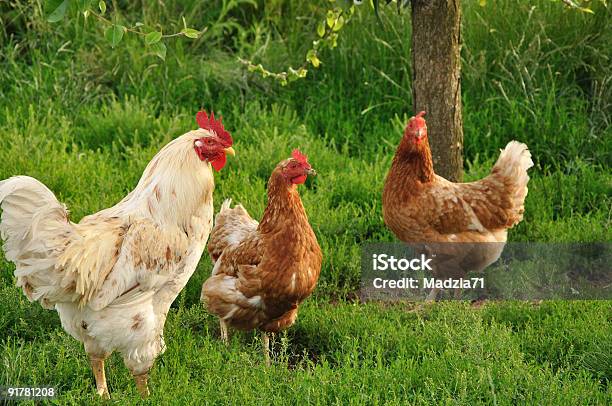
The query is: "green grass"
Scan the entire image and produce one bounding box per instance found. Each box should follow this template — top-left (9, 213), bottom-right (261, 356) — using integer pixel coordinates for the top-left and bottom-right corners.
top-left (0, 0), bottom-right (610, 404)
top-left (1, 298), bottom-right (611, 404)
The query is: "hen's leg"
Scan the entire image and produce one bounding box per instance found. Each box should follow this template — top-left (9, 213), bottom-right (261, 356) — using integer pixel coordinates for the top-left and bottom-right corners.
top-left (88, 354), bottom-right (110, 399)
top-left (262, 332), bottom-right (271, 367)
top-left (425, 287), bottom-right (440, 302)
top-left (220, 320), bottom-right (230, 345)
top-left (260, 309), bottom-right (298, 366)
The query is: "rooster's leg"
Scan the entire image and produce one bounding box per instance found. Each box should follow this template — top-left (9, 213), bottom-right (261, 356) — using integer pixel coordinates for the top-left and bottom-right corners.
top-left (220, 320), bottom-right (230, 345)
top-left (262, 332), bottom-right (271, 367)
top-left (133, 372), bottom-right (150, 398)
top-left (89, 355), bottom-right (110, 399)
top-left (425, 287), bottom-right (441, 302)
top-left (124, 356), bottom-right (154, 398)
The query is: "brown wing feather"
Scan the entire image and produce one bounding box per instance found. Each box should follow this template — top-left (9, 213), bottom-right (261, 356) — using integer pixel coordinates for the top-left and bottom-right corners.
top-left (427, 176), bottom-right (510, 236)
top-left (212, 230), bottom-right (263, 278)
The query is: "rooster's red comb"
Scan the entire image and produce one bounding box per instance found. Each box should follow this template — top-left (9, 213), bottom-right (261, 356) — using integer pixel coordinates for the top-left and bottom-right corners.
top-left (291, 149), bottom-right (311, 168)
top-left (196, 111), bottom-right (233, 147)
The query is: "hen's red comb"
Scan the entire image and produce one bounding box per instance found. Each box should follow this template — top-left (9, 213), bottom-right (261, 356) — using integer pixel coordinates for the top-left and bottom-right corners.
top-left (196, 111), bottom-right (233, 147)
top-left (416, 111), bottom-right (426, 118)
top-left (292, 149), bottom-right (311, 168)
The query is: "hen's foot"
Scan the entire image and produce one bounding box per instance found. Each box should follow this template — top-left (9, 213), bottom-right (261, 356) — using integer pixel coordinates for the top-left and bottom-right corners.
top-left (220, 320), bottom-right (230, 346)
top-left (425, 287), bottom-right (441, 302)
top-left (471, 294), bottom-right (488, 308)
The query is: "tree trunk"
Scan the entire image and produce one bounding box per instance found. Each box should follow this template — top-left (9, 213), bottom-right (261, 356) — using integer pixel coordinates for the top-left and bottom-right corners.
top-left (411, 0), bottom-right (463, 182)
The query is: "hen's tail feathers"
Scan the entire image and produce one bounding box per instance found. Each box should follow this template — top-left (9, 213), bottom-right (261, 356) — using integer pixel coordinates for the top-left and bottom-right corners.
top-left (0, 176), bottom-right (77, 308)
top-left (207, 199), bottom-right (258, 263)
top-left (491, 141), bottom-right (534, 225)
top-left (220, 198), bottom-right (233, 213)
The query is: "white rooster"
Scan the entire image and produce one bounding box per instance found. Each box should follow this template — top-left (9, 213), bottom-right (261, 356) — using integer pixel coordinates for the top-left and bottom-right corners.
top-left (0, 111), bottom-right (235, 398)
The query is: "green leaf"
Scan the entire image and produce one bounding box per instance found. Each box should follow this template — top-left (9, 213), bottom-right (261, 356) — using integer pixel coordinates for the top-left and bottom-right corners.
top-left (332, 16), bottom-right (344, 32)
top-left (47, 0), bottom-right (69, 23)
top-left (98, 0), bottom-right (106, 15)
top-left (134, 22), bottom-right (144, 27)
top-left (317, 21), bottom-right (326, 38)
top-left (145, 31), bottom-right (162, 45)
top-left (329, 33), bottom-right (338, 49)
top-left (288, 68), bottom-right (300, 82)
top-left (479, 0), bottom-right (486, 6)
top-left (150, 42), bottom-right (167, 60)
top-left (181, 28), bottom-right (200, 39)
top-left (306, 49), bottom-right (321, 68)
top-left (105, 24), bottom-right (125, 48)
top-left (326, 10), bottom-right (336, 28)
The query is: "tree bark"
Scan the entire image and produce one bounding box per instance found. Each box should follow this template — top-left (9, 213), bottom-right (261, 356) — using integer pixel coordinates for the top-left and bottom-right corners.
top-left (411, 0), bottom-right (463, 182)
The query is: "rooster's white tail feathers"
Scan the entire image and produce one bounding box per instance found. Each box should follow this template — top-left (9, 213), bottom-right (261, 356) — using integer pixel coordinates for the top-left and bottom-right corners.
top-left (0, 176), bottom-right (77, 308)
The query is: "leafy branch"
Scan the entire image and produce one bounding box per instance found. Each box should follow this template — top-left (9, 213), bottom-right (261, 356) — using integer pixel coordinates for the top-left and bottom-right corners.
top-left (244, 0), bottom-right (602, 86)
top-left (46, 0), bottom-right (204, 60)
top-left (239, 4), bottom-right (357, 86)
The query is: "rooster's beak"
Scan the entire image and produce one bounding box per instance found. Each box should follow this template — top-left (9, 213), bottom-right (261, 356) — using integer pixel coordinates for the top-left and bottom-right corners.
top-left (306, 168), bottom-right (317, 176)
top-left (224, 147), bottom-right (236, 157)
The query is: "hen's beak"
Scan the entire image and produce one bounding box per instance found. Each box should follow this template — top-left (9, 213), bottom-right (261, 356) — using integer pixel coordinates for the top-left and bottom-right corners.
top-left (224, 147), bottom-right (236, 157)
top-left (306, 168), bottom-right (317, 176)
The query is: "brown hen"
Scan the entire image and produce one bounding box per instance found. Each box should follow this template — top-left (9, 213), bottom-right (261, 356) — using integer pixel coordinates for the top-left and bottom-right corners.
top-left (382, 112), bottom-right (533, 300)
top-left (201, 150), bottom-right (322, 364)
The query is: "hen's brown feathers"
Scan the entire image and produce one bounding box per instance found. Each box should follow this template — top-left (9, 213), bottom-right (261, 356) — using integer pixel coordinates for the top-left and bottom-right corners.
top-left (202, 164), bottom-right (322, 333)
top-left (383, 137), bottom-right (532, 243)
top-left (383, 128), bottom-right (533, 282)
